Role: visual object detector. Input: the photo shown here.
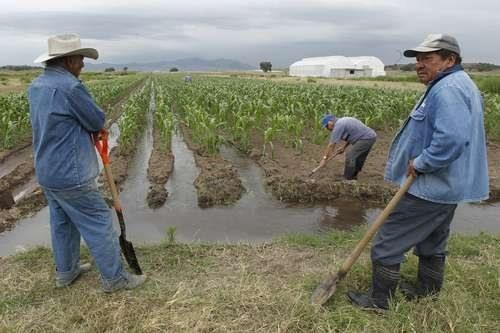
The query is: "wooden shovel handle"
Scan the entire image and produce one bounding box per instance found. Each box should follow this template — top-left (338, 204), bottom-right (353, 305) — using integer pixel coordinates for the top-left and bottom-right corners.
top-left (102, 163), bottom-right (122, 213)
top-left (338, 175), bottom-right (415, 275)
top-left (94, 134), bottom-right (122, 213)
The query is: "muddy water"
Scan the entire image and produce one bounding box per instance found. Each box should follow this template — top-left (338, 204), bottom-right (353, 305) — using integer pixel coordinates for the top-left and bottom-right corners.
top-left (1, 122), bottom-right (499, 256)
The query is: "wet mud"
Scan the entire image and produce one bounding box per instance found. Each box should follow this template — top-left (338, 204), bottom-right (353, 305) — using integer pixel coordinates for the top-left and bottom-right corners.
top-left (0, 188), bottom-right (46, 233)
top-left (179, 122), bottom-right (244, 208)
top-left (146, 126), bottom-right (174, 209)
top-left (486, 141), bottom-right (500, 201)
top-left (248, 131), bottom-right (500, 204)
top-left (0, 139), bottom-right (32, 164)
top-left (248, 131), bottom-right (395, 204)
top-left (0, 161), bottom-right (34, 193)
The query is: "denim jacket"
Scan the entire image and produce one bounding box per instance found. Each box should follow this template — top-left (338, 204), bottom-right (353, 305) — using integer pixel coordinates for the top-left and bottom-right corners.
top-left (385, 65), bottom-right (489, 204)
top-left (28, 66), bottom-right (105, 190)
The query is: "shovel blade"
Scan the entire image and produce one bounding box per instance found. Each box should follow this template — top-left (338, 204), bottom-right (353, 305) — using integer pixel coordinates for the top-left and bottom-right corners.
top-left (119, 235), bottom-right (143, 275)
top-left (311, 272), bottom-right (339, 305)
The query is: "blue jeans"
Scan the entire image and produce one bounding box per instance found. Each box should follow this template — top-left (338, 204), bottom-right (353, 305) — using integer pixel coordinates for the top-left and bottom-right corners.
top-left (371, 193), bottom-right (457, 266)
top-left (43, 181), bottom-right (125, 286)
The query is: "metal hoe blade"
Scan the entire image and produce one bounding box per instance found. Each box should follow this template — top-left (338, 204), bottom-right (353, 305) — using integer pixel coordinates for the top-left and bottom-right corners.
top-left (310, 272), bottom-right (340, 305)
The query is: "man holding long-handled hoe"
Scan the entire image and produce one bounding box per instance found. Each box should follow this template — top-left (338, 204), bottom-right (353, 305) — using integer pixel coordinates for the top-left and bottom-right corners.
top-left (348, 34), bottom-right (489, 310)
top-left (28, 34), bottom-right (146, 292)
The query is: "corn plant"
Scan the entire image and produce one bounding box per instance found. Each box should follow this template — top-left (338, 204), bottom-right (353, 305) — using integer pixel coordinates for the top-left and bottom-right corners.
top-left (152, 74), bottom-right (500, 157)
top-left (118, 82), bottom-right (152, 154)
top-left (154, 83), bottom-right (175, 150)
top-left (0, 92), bottom-right (30, 149)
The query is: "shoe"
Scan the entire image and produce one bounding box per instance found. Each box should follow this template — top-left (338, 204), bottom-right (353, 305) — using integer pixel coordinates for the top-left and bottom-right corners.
top-left (102, 272), bottom-right (147, 293)
top-left (55, 263), bottom-right (92, 288)
top-left (400, 255), bottom-right (445, 301)
top-left (348, 262), bottom-right (400, 310)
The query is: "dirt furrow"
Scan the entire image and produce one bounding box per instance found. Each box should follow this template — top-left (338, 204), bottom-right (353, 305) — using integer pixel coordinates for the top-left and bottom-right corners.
top-left (178, 122), bottom-right (244, 208)
top-left (146, 123), bottom-right (174, 209)
top-left (248, 130), bottom-right (500, 204)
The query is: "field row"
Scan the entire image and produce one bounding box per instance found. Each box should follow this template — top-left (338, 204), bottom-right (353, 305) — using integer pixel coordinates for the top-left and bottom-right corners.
top-left (153, 74), bottom-right (500, 157)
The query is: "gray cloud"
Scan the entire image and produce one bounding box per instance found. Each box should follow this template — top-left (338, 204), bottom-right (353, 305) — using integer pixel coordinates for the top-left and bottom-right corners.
top-left (0, 1), bottom-right (498, 66)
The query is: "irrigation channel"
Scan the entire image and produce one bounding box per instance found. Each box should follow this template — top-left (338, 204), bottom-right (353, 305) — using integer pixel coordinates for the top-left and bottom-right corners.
top-left (1, 110), bottom-right (499, 257)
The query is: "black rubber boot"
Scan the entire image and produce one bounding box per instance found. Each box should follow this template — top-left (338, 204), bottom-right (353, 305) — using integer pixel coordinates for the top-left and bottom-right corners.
top-left (400, 255), bottom-right (445, 301)
top-left (348, 263), bottom-right (400, 310)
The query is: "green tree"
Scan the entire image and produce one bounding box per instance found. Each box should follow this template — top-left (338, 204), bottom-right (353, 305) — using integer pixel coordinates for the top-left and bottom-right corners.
top-left (260, 61), bottom-right (272, 73)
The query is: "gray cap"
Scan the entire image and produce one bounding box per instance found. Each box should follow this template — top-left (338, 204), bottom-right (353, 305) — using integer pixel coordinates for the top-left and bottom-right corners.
top-left (404, 33), bottom-right (460, 57)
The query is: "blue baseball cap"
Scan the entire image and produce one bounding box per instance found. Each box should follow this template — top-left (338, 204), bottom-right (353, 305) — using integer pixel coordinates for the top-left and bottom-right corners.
top-left (321, 114), bottom-right (336, 128)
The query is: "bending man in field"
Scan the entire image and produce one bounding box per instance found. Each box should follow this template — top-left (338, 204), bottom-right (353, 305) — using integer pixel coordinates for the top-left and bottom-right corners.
top-left (348, 34), bottom-right (489, 310)
top-left (311, 114), bottom-right (377, 180)
top-left (28, 34), bottom-right (146, 292)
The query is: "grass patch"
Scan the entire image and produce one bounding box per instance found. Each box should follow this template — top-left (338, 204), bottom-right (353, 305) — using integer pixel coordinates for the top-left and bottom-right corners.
top-left (473, 75), bottom-right (500, 94)
top-left (0, 232), bottom-right (498, 332)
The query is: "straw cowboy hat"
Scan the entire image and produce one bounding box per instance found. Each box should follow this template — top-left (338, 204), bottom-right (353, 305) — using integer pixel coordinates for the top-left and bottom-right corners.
top-left (34, 33), bottom-right (98, 63)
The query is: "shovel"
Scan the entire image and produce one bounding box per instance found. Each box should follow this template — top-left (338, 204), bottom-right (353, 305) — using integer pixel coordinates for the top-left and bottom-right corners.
top-left (311, 174), bottom-right (415, 305)
top-left (309, 151), bottom-right (342, 177)
top-left (94, 131), bottom-right (143, 275)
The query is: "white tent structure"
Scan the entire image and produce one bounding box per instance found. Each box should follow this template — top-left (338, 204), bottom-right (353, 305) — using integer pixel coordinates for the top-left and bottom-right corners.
top-left (289, 56), bottom-right (386, 78)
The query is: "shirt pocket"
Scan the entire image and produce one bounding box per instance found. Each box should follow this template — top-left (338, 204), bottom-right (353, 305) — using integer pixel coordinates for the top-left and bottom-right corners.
top-left (410, 106), bottom-right (426, 121)
top-left (408, 105), bottom-right (427, 142)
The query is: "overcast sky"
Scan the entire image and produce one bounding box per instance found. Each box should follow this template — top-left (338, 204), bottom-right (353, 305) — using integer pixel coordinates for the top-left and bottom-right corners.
top-left (1, 0), bottom-right (498, 68)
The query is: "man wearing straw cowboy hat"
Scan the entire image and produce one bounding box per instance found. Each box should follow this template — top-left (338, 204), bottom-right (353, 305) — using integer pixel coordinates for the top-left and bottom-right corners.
top-left (348, 34), bottom-right (489, 310)
top-left (28, 34), bottom-right (146, 292)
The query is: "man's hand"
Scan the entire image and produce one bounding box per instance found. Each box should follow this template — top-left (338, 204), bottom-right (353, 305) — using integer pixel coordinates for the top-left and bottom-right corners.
top-left (92, 128), bottom-right (108, 142)
top-left (336, 147), bottom-right (345, 154)
top-left (310, 158), bottom-right (327, 176)
top-left (407, 159), bottom-right (422, 177)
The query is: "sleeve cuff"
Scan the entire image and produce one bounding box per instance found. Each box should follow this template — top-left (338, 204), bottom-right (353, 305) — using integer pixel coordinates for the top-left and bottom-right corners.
top-left (412, 155), bottom-right (427, 173)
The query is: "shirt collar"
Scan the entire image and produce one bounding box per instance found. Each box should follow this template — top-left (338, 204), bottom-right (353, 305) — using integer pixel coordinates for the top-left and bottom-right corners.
top-left (429, 64), bottom-right (463, 86)
top-left (45, 65), bottom-right (81, 82)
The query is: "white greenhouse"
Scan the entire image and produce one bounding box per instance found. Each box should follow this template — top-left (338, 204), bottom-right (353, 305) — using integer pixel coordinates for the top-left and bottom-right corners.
top-left (289, 56), bottom-right (386, 78)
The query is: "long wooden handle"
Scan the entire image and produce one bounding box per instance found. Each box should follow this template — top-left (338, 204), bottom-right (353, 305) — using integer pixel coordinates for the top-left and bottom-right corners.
top-left (338, 175), bottom-right (415, 275)
top-left (102, 163), bottom-right (122, 211)
top-left (101, 156), bottom-right (126, 238)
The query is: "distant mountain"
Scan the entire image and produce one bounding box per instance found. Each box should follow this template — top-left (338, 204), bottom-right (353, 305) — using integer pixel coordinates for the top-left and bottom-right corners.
top-left (84, 57), bottom-right (255, 72)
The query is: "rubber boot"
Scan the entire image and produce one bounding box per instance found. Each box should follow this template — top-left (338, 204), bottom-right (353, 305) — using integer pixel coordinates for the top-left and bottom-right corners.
top-left (400, 255), bottom-right (445, 300)
top-left (348, 262), bottom-right (400, 310)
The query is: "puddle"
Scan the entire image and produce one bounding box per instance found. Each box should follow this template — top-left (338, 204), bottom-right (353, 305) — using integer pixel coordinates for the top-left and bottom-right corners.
top-left (1, 110), bottom-right (499, 256)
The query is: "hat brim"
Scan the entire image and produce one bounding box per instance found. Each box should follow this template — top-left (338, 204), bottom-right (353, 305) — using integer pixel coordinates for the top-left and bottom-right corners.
top-left (34, 48), bottom-right (99, 63)
top-left (403, 46), bottom-right (442, 57)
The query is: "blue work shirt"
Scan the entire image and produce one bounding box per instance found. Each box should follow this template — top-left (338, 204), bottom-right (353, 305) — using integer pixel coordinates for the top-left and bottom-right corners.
top-left (28, 66), bottom-right (105, 190)
top-left (385, 65), bottom-right (489, 204)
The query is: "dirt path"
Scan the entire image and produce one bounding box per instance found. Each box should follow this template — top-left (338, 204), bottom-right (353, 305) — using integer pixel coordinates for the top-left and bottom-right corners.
top-left (178, 122), bottom-right (244, 208)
